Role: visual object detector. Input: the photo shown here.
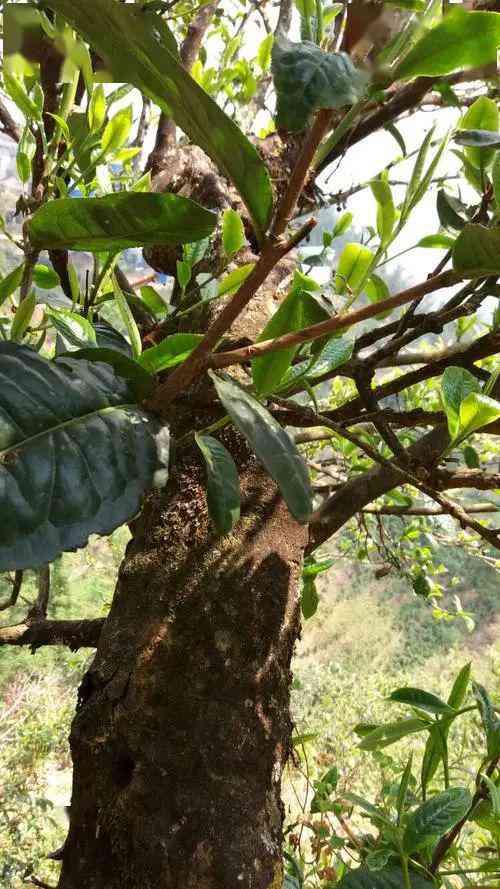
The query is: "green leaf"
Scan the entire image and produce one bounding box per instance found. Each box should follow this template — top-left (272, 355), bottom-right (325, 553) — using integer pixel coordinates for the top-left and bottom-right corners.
top-left (473, 682), bottom-right (500, 759)
top-left (493, 152), bottom-right (500, 207)
top-left (102, 104), bottom-right (133, 154)
top-left (217, 263), bottom-right (255, 298)
top-left (332, 211), bottom-right (353, 237)
top-left (389, 687), bottom-right (455, 716)
top-left (370, 179), bottom-right (395, 247)
top-left (176, 260), bottom-right (192, 291)
top-left (458, 96), bottom-right (499, 170)
top-left (337, 866), bottom-right (434, 889)
top-left (28, 192), bottom-right (217, 253)
top-left (94, 320), bottom-right (132, 356)
top-left (112, 274), bottom-right (142, 360)
top-left (403, 787), bottom-right (472, 853)
top-left (453, 224), bottom-right (500, 275)
top-left (196, 434), bottom-right (240, 535)
top-left (271, 35), bottom-right (366, 133)
top-left (62, 348), bottom-right (154, 400)
top-left (358, 718), bottom-right (429, 751)
top-left (33, 264), bottom-right (61, 290)
top-left (342, 793), bottom-right (392, 826)
top-left (302, 557), bottom-right (335, 577)
top-left (3, 72), bottom-right (42, 122)
top-left (138, 333), bottom-right (203, 374)
top-left (210, 372), bottom-right (313, 524)
top-left (252, 288), bottom-right (329, 395)
top-left (11, 294), bottom-right (36, 342)
top-left (139, 285), bottom-right (167, 317)
top-left (397, 754), bottom-right (413, 823)
top-left (436, 190), bottom-right (467, 232)
top-left (458, 392), bottom-right (500, 441)
top-left (417, 234), bottom-right (455, 249)
top-left (257, 33), bottom-right (274, 71)
top-left (88, 83), bottom-right (106, 133)
top-left (441, 366), bottom-right (480, 441)
top-left (46, 308), bottom-right (97, 350)
top-left (309, 336), bottom-right (353, 378)
top-left (454, 129), bottom-right (500, 149)
top-left (393, 8), bottom-right (500, 80)
top-left (334, 243), bottom-right (373, 295)
top-left (301, 576), bottom-right (319, 619)
top-left (48, 0), bottom-right (273, 240)
top-left (222, 209), bottom-right (246, 257)
top-left (0, 343), bottom-right (169, 571)
top-left (421, 663), bottom-right (471, 793)
top-left (364, 274), bottom-right (393, 320)
top-left (0, 265), bottom-right (25, 305)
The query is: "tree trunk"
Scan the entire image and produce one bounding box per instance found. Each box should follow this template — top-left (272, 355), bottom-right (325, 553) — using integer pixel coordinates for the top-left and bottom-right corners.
top-left (58, 432), bottom-right (308, 889)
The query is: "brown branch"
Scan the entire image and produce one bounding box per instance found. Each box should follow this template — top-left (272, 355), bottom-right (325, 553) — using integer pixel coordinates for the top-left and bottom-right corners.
top-left (0, 571), bottom-right (24, 612)
top-left (27, 565), bottom-right (50, 622)
top-left (0, 618), bottom-right (105, 650)
top-left (363, 503), bottom-right (498, 516)
top-left (209, 270), bottom-right (463, 369)
top-left (271, 108), bottom-right (334, 237)
top-left (0, 96), bottom-right (21, 143)
top-left (148, 218), bottom-right (317, 409)
top-left (437, 469), bottom-right (500, 491)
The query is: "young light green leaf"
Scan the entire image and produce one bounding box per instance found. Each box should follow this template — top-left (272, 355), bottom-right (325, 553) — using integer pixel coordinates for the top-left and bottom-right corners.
top-left (88, 83), bottom-right (106, 133)
top-left (11, 294), bottom-right (36, 342)
top-left (257, 33), bottom-right (274, 71)
top-left (358, 718), bottom-right (429, 751)
top-left (222, 209), bottom-right (246, 257)
top-left (32, 265), bottom-right (61, 290)
top-left (28, 192), bottom-right (217, 252)
top-left (370, 179), bottom-right (395, 247)
top-left (252, 289), bottom-right (329, 395)
top-left (457, 392), bottom-right (500, 442)
top-left (364, 274), bottom-right (393, 320)
top-left (4, 72), bottom-right (42, 122)
top-left (138, 333), bottom-right (203, 374)
top-left (196, 434), bottom-right (241, 535)
top-left (210, 372), bottom-right (313, 524)
top-left (393, 8), bottom-right (500, 80)
top-left (271, 35), bottom-right (367, 133)
top-left (112, 273), bottom-right (142, 359)
top-left (301, 577), bottom-right (319, 620)
top-left (441, 366), bottom-right (480, 441)
top-left (302, 557), bottom-right (335, 577)
top-left (403, 788), bottom-right (472, 853)
top-left (49, 0), bottom-right (273, 240)
top-left (332, 211), bottom-right (353, 237)
top-left (389, 687), bottom-right (455, 716)
top-left (101, 104), bottom-right (133, 154)
top-left (334, 243), bottom-right (373, 295)
top-left (421, 663), bottom-right (471, 793)
top-left (176, 260), bottom-right (192, 291)
top-left (0, 265), bottom-right (25, 305)
top-left (140, 285), bottom-right (167, 317)
top-left (217, 263), bottom-right (255, 298)
top-left (417, 234), bottom-right (455, 249)
top-left (458, 96), bottom-right (499, 170)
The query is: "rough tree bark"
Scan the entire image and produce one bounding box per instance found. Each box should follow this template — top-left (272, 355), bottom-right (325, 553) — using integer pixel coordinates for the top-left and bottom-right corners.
top-left (59, 431), bottom-right (307, 889)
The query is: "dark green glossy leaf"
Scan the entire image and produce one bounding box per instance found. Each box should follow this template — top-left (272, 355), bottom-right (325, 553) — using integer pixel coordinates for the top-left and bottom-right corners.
top-left (62, 348), bottom-right (154, 400)
top-left (338, 866), bottom-right (434, 889)
top-left (403, 787), bottom-right (472, 853)
top-left (436, 190), bottom-right (467, 232)
top-left (46, 308), bottom-right (97, 350)
top-left (48, 0), bottom-right (273, 239)
top-left (358, 718), bottom-right (429, 751)
top-left (196, 433), bottom-right (240, 535)
top-left (210, 372), bottom-right (313, 524)
top-left (393, 8), bottom-right (500, 80)
top-left (309, 337), bottom-right (353, 377)
top-left (397, 754), bottom-right (413, 822)
top-left (94, 320), bottom-right (132, 356)
top-left (271, 35), bottom-right (366, 133)
top-left (138, 333), bottom-right (203, 374)
top-left (28, 192), bottom-right (217, 252)
top-left (454, 128), bottom-right (500, 149)
top-left (389, 687), bottom-right (455, 716)
top-left (458, 97), bottom-right (499, 170)
top-left (0, 343), bottom-right (169, 571)
top-left (342, 793), bottom-right (391, 825)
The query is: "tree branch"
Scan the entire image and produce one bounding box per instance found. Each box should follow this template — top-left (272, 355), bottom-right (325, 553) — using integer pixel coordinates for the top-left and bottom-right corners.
top-left (0, 96), bottom-right (21, 143)
top-left (0, 618), bottom-right (105, 650)
top-left (0, 571), bottom-right (24, 612)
